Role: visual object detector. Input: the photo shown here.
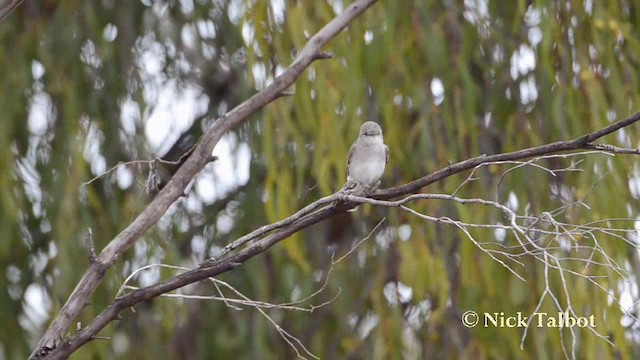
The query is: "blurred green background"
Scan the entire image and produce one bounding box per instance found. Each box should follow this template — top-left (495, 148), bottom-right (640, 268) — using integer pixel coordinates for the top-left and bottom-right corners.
top-left (3, 0), bottom-right (640, 358)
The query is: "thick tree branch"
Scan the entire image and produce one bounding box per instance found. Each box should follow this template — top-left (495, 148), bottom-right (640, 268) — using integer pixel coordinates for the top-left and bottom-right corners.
top-left (43, 111), bottom-right (640, 359)
top-left (31, 0), bottom-right (379, 358)
top-left (0, 0), bottom-right (22, 22)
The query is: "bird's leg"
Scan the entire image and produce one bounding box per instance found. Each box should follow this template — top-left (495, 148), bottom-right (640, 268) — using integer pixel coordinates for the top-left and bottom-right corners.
top-left (340, 179), bottom-right (359, 194)
top-left (363, 180), bottom-right (381, 196)
top-left (335, 179), bottom-right (360, 207)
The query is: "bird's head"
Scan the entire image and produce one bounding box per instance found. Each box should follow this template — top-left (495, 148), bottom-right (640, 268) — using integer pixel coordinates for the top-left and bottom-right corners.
top-left (359, 121), bottom-right (383, 137)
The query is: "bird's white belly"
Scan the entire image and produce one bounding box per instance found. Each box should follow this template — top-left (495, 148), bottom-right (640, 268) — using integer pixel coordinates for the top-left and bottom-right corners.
top-left (351, 159), bottom-right (386, 186)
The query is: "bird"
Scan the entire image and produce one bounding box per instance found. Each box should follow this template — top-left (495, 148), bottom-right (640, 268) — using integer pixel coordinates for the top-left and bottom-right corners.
top-left (343, 121), bottom-right (389, 196)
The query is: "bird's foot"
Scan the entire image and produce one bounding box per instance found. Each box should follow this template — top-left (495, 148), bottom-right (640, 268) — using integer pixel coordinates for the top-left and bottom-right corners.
top-left (340, 179), bottom-right (359, 195)
top-left (337, 180), bottom-right (362, 211)
top-left (363, 180), bottom-right (381, 196)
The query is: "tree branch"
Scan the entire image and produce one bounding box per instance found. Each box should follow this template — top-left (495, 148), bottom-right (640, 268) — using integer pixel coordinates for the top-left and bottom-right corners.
top-left (30, 0), bottom-right (380, 358)
top-left (375, 112), bottom-right (640, 199)
top-left (0, 0), bottom-right (22, 23)
top-left (40, 111), bottom-right (640, 359)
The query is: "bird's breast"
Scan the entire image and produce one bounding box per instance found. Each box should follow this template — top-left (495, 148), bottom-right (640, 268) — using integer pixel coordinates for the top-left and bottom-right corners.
top-left (349, 147), bottom-right (386, 186)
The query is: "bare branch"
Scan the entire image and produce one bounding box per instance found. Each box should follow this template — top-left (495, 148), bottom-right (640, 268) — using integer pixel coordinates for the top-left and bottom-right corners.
top-left (584, 143), bottom-right (640, 155)
top-left (0, 0), bottom-right (22, 23)
top-left (207, 194), bottom-right (337, 263)
top-left (332, 218), bottom-right (385, 264)
top-left (82, 148), bottom-right (205, 187)
top-left (374, 112), bottom-right (640, 199)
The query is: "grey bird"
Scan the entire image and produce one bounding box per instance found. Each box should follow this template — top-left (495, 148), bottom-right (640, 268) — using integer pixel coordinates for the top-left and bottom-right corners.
top-left (343, 121), bottom-right (389, 196)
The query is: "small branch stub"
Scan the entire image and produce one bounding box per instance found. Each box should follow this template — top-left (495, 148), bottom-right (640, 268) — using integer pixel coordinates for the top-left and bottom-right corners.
top-left (314, 51), bottom-right (334, 60)
top-left (85, 229), bottom-right (96, 264)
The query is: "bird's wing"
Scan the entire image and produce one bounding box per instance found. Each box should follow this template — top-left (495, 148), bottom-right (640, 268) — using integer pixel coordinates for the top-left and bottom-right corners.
top-left (347, 140), bottom-right (358, 178)
top-left (385, 144), bottom-right (389, 163)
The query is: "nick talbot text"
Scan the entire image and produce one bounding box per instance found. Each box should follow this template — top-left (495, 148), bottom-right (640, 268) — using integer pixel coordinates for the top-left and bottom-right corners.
top-left (484, 312), bottom-right (596, 328)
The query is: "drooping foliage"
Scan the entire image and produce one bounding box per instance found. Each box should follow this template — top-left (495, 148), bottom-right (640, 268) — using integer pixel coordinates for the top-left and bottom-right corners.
top-left (2, 0), bottom-right (640, 358)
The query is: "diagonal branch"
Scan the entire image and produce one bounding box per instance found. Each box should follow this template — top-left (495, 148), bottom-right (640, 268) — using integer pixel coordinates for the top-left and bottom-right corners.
top-left (41, 111), bottom-right (640, 359)
top-left (31, 0), bottom-right (380, 358)
top-left (0, 0), bottom-right (22, 22)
